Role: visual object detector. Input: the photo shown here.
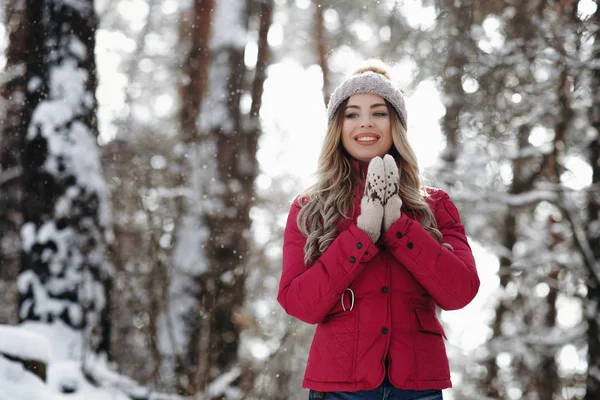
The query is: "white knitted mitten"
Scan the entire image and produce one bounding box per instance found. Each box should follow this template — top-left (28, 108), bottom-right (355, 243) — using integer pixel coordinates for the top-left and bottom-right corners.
top-left (356, 157), bottom-right (386, 243)
top-left (383, 154), bottom-right (402, 231)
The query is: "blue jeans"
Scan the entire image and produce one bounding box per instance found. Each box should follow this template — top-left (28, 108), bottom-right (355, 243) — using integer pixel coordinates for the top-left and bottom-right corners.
top-left (309, 388), bottom-right (442, 400)
top-left (308, 377), bottom-right (443, 400)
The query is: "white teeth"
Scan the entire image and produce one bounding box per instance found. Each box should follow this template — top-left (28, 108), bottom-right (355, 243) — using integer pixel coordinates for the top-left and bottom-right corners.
top-left (357, 137), bottom-right (377, 142)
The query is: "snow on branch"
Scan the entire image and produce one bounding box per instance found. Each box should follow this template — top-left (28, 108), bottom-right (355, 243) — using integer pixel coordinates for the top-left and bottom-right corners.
top-left (210, 0), bottom-right (247, 50)
top-left (510, 143), bottom-right (553, 160)
top-left (0, 63), bottom-right (26, 87)
top-left (491, 190), bottom-right (558, 206)
top-left (477, 323), bottom-right (586, 362)
top-left (206, 366), bottom-right (242, 399)
top-left (558, 191), bottom-right (600, 286)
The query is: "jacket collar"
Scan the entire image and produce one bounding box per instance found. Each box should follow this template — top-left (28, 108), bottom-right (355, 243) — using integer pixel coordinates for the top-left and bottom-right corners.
top-left (351, 159), bottom-right (368, 182)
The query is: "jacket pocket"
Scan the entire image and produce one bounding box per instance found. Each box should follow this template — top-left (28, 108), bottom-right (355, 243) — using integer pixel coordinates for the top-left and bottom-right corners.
top-left (414, 308), bottom-right (447, 339)
top-left (412, 308), bottom-right (450, 382)
top-left (323, 309), bottom-right (350, 323)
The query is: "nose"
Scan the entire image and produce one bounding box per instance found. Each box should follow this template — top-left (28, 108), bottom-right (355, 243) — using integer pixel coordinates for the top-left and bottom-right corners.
top-left (360, 115), bottom-right (373, 127)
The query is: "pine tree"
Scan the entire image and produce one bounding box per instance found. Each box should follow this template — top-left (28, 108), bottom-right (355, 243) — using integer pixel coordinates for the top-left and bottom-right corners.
top-left (18, 0), bottom-right (113, 357)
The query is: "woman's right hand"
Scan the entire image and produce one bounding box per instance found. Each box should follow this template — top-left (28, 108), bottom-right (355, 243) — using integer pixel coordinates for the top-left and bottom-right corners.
top-left (382, 154), bottom-right (402, 231)
top-left (356, 157), bottom-right (386, 243)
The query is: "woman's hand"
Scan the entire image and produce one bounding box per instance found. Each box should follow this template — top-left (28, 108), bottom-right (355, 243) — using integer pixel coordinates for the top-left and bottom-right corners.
top-left (382, 154), bottom-right (402, 231)
top-left (356, 157), bottom-right (385, 242)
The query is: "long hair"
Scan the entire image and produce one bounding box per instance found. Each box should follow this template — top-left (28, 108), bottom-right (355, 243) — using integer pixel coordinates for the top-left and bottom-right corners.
top-left (297, 67), bottom-right (442, 266)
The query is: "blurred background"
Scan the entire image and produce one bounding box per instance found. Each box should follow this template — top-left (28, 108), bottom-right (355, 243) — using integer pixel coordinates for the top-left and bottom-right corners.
top-left (0, 0), bottom-right (599, 399)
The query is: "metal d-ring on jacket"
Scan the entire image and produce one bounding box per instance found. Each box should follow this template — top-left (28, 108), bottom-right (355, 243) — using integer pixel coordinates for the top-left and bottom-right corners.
top-left (277, 184), bottom-right (480, 393)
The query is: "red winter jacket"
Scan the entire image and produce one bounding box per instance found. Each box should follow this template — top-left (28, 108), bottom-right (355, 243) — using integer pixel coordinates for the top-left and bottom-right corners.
top-left (277, 186), bottom-right (479, 392)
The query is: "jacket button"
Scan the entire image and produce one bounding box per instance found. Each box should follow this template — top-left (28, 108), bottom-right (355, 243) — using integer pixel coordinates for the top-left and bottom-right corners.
top-left (381, 327), bottom-right (389, 334)
top-left (357, 242), bottom-right (363, 249)
top-left (349, 256), bottom-right (356, 263)
top-left (395, 232), bottom-right (403, 238)
top-left (407, 242), bottom-right (414, 249)
top-left (381, 286), bottom-right (388, 293)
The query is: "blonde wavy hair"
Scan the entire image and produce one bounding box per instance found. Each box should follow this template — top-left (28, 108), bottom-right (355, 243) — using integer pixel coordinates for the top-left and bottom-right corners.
top-left (297, 63), bottom-right (442, 266)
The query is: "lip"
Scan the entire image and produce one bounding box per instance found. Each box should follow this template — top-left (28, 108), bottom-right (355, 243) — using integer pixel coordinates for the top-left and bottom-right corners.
top-left (354, 132), bottom-right (381, 145)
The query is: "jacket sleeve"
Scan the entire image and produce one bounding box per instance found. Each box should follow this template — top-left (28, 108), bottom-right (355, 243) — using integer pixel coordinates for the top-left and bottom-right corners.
top-left (381, 189), bottom-right (479, 310)
top-left (277, 198), bottom-right (379, 324)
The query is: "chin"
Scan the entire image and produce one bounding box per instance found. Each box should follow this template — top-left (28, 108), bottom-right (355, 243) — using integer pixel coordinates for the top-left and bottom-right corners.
top-left (354, 155), bottom-right (377, 163)
top-left (355, 151), bottom-right (384, 161)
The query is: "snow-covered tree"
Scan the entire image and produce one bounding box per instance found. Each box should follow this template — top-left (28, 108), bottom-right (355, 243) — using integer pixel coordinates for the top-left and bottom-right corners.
top-left (427, 0), bottom-right (593, 398)
top-left (18, 0), bottom-right (113, 357)
top-left (0, 0), bottom-right (26, 325)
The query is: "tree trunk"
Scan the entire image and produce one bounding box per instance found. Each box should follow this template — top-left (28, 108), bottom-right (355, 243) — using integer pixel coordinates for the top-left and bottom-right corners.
top-left (535, 5), bottom-right (578, 393)
top-left (530, 67), bottom-right (571, 398)
top-left (313, 0), bottom-right (330, 105)
top-left (437, 0), bottom-right (475, 165)
top-left (586, 7), bottom-right (600, 399)
top-left (18, 0), bottom-right (113, 357)
top-left (479, 1), bottom-right (549, 397)
top-left (196, 0), bottom-right (273, 394)
top-left (179, 0), bottom-right (213, 143)
top-left (159, 0), bottom-right (214, 393)
top-left (166, 0), bottom-right (273, 396)
top-left (0, 0), bottom-right (27, 325)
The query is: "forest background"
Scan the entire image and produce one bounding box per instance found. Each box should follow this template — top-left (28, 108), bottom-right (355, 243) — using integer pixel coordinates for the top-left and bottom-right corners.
top-left (0, 0), bottom-right (599, 399)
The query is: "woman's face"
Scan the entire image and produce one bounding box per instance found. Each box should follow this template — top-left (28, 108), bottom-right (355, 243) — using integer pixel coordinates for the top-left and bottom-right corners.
top-left (341, 93), bottom-right (393, 164)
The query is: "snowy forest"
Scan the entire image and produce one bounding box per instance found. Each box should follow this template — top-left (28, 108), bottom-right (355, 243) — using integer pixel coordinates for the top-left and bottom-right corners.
top-left (0, 0), bottom-right (599, 399)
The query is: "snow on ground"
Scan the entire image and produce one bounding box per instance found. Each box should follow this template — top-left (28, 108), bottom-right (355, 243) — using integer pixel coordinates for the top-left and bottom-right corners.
top-left (0, 355), bottom-right (63, 400)
top-left (0, 324), bottom-right (179, 400)
top-left (0, 325), bottom-right (50, 363)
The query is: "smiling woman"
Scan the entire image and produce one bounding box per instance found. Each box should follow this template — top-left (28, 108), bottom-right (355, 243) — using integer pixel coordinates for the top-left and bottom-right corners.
top-left (277, 59), bottom-right (480, 400)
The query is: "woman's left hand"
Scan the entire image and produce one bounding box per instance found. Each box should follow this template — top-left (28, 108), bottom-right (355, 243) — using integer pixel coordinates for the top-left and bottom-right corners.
top-left (382, 154), bottom-right (402, 231)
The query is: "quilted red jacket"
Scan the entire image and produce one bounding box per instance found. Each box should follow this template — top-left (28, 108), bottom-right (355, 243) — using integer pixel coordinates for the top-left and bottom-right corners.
top-left (277, 185), bottom-right (479, 393)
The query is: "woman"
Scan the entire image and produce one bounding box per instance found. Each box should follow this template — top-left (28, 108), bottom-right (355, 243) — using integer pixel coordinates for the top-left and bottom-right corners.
top-left (277, 59), bottom-right (480, 400)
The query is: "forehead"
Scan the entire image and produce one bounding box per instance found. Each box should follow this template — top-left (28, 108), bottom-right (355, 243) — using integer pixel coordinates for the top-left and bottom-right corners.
top-left (346, 93), bottom-right (386, 106)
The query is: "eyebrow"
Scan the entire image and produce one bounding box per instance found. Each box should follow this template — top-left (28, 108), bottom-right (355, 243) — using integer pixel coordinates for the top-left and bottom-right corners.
top-left (345, 103), bottom-right (387, 110)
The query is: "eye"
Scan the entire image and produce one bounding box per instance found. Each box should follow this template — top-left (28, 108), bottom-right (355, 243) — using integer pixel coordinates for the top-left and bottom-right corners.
top-left (374, 112), bottom-right (388, 117)
top-left (345, 113), bottom-right (358, 119)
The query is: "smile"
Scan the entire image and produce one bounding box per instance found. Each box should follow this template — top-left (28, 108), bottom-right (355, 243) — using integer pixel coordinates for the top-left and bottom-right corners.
top-left (354, 134), bottom-right (380, 144)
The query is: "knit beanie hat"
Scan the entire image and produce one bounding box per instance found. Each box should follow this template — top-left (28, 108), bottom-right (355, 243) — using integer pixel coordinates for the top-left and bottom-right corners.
top-left (326, 60), bottom-right (407, 128)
